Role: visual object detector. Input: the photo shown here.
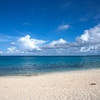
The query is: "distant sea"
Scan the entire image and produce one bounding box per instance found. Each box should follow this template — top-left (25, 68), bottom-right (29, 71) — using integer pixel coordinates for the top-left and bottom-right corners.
top-left (0, 56), bottom-right (100, 76)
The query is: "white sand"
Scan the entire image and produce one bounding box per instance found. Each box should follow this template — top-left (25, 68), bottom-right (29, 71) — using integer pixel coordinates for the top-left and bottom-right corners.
top-left (0, 69), bottom-right (100, 100)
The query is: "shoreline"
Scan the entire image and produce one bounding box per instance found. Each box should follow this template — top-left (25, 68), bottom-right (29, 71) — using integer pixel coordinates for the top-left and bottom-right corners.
top-left (0, 68), bottom-right (100, 100)
top-left (0, 68), bottom-right (100, 77)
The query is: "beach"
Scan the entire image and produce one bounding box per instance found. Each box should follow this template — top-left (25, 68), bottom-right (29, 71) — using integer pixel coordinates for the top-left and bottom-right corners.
top-left (0, 69), bottom-right (100, 100)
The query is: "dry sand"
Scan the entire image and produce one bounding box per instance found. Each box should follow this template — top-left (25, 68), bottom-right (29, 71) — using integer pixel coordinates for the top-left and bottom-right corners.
top-left (0, 69), bottom-right (100, 100)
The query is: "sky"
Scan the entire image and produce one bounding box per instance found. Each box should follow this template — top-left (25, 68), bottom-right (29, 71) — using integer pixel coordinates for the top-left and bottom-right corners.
top-left (0, 0), bottom-right (100, 55)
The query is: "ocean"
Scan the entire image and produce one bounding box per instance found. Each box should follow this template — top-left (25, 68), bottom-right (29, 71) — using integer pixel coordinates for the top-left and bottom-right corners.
top-left (0, 56), bottom-right (100, 76)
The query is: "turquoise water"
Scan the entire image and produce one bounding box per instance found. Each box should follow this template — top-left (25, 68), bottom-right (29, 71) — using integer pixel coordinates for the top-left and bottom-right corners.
top-left (0, 56), bottom-right (100, 76)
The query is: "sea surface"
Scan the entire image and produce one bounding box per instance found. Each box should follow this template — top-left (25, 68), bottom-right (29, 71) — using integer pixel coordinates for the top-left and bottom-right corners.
top-left (0, 56), bottom-right (100, 76)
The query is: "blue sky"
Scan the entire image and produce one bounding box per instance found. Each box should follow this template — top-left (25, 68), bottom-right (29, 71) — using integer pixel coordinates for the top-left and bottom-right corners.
top-left (0, 0), bottom-right (100, 55)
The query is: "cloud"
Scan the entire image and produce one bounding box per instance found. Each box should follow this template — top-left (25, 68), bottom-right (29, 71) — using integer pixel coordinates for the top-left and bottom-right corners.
top-left (1, 24), bottom-right (100, 55)
top-left (75, 24), bottom-right (100, 53)
top-left (57, 24), bottom-right (70, 31)
top-left (43, 24), bottom-right (100, 55)
top-left (22, 22), bottom-right (34, 25)
top-left (43, 38), bottom-right (70, 49)
top-left (7, 47), bottom-right (20, 54)
top-left (76, 24), bottom-right (100, 45)
top-left (79, 45), bottom-right (100, 53)
top-left (80, 46), bottom-right (91, 52)
top-left (4, 35), bottom-right (47, 55)
top-left (17, 35), bottom-right (46, 51)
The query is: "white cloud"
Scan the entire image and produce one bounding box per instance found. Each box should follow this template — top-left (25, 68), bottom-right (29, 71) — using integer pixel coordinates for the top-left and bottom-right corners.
top-left (76, 24), bottom-right (100, 45)
top-left (80, 30), bottom-right (89, 41)
top-left (80, 45), bottom-right (100, 53)
top-left (1, 24), bottom-right (100, 55)
top-left (43, 24), bottom-right (100, 54)
top-left (80, 47), bottom-right (90, 52)
top-left (58, 24), bottom-right (70, 31)
top-left (44, 38), bottom-right (69, 48)
top-left (74, 24), bottom-right (100, 53)
top-left (17, 35), bottom-right (46, 51)
top-left (7, 47), bottom-right (20, 54)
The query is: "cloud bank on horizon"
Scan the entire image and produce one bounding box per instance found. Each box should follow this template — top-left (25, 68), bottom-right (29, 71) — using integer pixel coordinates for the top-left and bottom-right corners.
top-left (0, 24), bottom-right (100, 55)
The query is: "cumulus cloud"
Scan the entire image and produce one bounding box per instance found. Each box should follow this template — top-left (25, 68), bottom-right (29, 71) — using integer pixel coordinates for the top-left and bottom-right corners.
top-left (17, 35), bottom-right (47, 51)
top-left (73, 24), bottom-right (100, 54)
top-left (76, 24), bottom-right (100, 45)
top-left (44, 38), bottom-right (70, 49)
top-left (5, 35), bottom-right (47, 55)
top-left (7, 47), bottom-right (20, 54)
top-left (57, 24), bottom-right (70, 31)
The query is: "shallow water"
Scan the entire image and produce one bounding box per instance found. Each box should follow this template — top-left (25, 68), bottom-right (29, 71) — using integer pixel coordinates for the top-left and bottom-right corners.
top-left (0, 56), bottom-right (100, 76)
